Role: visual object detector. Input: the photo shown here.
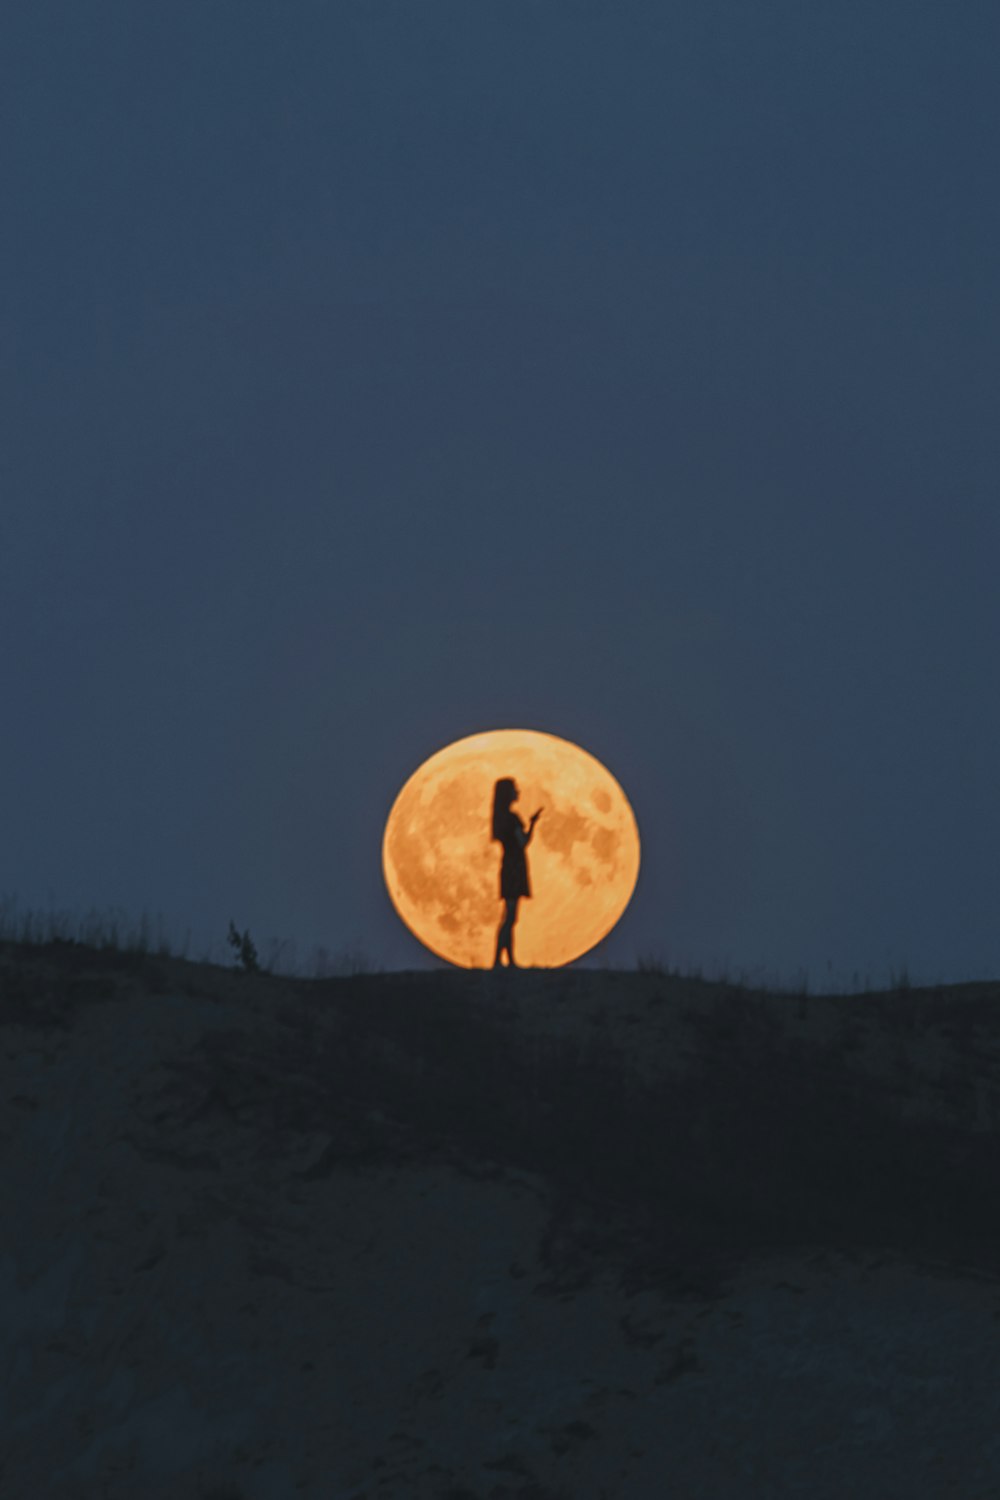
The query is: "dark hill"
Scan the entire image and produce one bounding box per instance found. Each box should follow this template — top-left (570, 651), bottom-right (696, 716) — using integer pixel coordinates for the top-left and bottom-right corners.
top-left (3, 943), bottom-right (1000, 1497)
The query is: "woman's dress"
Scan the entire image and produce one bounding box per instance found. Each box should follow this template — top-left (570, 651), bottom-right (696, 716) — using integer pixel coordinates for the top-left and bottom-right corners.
top-left (497, 811), bottom-right (531, 901)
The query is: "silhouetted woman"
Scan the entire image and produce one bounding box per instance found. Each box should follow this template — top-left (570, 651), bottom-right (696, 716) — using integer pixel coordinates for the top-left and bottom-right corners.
top-left (492, 777), bottom-right (542, 969)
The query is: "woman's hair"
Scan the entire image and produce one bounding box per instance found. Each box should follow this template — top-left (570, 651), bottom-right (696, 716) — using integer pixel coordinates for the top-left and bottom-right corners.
top-left (491, 777), bottom-right (517, 841)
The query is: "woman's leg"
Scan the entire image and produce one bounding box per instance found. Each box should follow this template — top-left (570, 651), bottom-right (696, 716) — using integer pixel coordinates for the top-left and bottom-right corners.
top-left (507, 897), bottom-right (521, 965)
top-left (494, 899), bottom-right (519, 967)
top-left (493, 905), bottom-right (509, 967)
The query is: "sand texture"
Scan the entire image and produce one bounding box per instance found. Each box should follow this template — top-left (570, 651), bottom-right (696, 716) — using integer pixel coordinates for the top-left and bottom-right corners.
top-left (3, 947), bottom-right (1000, 1498)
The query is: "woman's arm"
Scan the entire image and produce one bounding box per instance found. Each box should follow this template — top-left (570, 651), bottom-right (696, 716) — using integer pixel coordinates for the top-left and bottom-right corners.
top-left (509, 809), bottom-right (542, 850)
top-left (523, 809), bottom-right (543, 846)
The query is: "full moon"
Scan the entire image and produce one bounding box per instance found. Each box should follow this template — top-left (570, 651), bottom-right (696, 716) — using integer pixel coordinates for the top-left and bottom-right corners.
top-left (382, 728), bottom-right (641, 968)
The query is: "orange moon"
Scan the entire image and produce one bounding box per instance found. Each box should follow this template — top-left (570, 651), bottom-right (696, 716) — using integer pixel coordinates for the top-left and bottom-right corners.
top-left (382, 728), bottom-right (640, 968)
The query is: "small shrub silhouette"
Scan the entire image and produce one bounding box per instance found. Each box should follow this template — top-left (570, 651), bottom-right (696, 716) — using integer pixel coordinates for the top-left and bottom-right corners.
top-left (227, 921), bottom-right (260, 974)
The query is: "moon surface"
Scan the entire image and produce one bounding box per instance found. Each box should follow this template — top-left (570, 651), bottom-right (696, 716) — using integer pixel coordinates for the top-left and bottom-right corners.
top-left (382, 728), bottom-right (641, 968)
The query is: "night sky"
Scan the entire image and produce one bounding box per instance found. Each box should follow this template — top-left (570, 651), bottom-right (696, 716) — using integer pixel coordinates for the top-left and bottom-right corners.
top-left (5, 2), bottom-right (999, 984)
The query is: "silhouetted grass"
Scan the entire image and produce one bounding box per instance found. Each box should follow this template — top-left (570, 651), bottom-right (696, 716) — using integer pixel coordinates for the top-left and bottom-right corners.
top-left (188, 963), bottom-right (1000, 1295)
top-left (5, 933), bottom-right (1000, 1294)
top-left (0, 894), bottom-right (377, 980)
top-left (308, 972), bottom-right (1000, 1290)
top-left (0, 894), bottom-right (187, 958)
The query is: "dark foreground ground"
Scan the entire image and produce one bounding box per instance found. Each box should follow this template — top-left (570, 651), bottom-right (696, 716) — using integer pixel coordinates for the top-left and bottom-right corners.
top-left (3, 943), bottom-right (1000, 1497)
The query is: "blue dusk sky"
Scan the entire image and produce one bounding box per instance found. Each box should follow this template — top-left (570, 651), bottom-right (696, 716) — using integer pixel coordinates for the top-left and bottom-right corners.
top-left (4, 1), bottom-right (999, 982)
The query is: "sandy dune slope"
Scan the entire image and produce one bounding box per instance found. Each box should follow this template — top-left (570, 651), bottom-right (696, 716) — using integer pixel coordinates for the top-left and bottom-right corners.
top-left (3, 947), bottom-right (1000, 1498)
